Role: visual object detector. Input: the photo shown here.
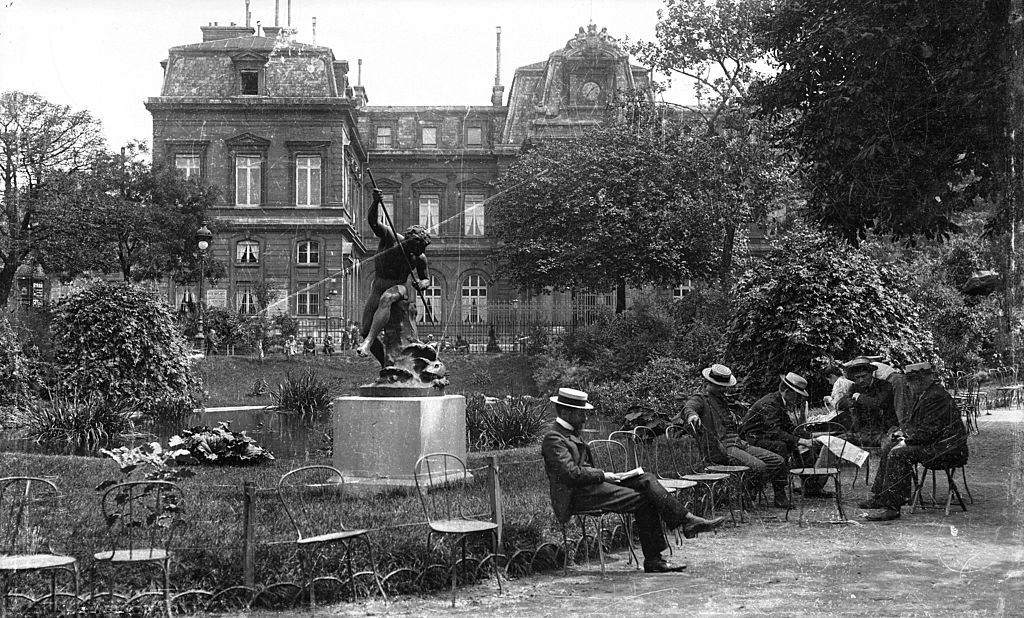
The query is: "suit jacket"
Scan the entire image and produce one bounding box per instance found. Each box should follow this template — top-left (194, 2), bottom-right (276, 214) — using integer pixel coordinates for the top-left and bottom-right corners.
top-left (837, 377), bottom-right (898, 436)
top-left (677, 392), bottom-right (739, 464)
top-left (540, 422), bottom-right (605, 523)
top-left (739, 391), bottom-right (800, 450)
top-left (904, 382), bottom-right (967, 447)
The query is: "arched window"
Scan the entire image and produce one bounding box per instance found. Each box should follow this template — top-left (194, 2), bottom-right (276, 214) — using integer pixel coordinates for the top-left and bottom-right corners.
top-left (417, 276), bottom-right (443, 324)
top-left (236, 240), bottom-right (260, 264)
top-left (296, 240), bottom-right (320, 265)
top-left (461, 275), bottom-right (488, 324)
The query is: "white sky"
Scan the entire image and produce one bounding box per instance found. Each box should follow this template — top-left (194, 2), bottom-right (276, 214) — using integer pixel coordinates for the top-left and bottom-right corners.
top-left (0, 0), bottom-right (697, 149)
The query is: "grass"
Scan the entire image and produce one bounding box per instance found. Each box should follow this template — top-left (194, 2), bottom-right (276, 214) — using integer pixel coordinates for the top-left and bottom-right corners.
top-left (0, 442), bottom-right (555, 605)
top-left (194, 353), bottom-right (538, 408)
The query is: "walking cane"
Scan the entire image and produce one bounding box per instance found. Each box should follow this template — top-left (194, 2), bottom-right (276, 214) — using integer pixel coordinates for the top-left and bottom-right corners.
top-left (365, 168), bottom-right (436, 323)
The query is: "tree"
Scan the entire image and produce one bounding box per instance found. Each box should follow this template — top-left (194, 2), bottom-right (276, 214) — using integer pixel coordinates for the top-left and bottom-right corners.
top-left (752, 0), bottom-right (1009, 243)
top-left (490, 114), bottom-right (797, 296)
top-left (631, 0), bottom-right (772, 135)
top-left (0, 91), bottom-right (105, 307)
top-left (725, 223), bottom-right (937, 398)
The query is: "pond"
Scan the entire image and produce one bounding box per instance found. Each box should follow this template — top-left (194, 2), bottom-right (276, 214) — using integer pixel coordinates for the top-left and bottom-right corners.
top-left (0, 406), bottom-right (331, 461)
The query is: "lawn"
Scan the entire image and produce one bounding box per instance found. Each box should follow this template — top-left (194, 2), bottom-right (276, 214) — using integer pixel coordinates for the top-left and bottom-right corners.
top-left (195, 352), bottom-right (538, 408)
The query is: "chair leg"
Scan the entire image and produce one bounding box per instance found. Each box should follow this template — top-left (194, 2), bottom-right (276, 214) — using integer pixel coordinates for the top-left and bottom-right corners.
top-left (784, 474), bottom-right (793, 522)
top-left (163, 558), bottom-right (172, 618)
top-left (960, 467), bottom-right (974, 504)
top-left (491, 530), bottom-right (503, 594)
top-left (910, 466), bottom-right (925, 514)
top-left (947, 469), bottom-right (968, 514)
top-left (2, 572), bottom-right (8, 618)
top-left (561, 524), bottom-right (569, 576)
top-left (362, 536), bottom-right (388, 604)
top-left (834, 473), bottom-right (846, 521)
top-left (346, 541), bottom-right (356, 602)
top-left (596, 517), bottom-right (605, 575)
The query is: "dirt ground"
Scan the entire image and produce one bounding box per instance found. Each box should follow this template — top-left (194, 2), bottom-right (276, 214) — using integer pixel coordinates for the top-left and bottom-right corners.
top-left (221, 408), bottom-right (1024, 617)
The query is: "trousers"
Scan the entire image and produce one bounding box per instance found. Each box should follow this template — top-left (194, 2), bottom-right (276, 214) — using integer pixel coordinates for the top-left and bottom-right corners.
top-left (871, 436), bottom-right (968, 509)
top-left (726, 444), bottom-right (786, 490)
top-left (569, 472), bottom-right (688, 561)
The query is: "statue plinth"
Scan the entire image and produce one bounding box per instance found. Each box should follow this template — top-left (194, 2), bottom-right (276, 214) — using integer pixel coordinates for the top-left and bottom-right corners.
top-left (333, 394), bottom-right (467, 494)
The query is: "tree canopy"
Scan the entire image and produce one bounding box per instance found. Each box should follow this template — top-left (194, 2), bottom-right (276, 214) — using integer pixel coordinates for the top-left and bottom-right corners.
top-left (752, 0), bottom-right (1009, 243)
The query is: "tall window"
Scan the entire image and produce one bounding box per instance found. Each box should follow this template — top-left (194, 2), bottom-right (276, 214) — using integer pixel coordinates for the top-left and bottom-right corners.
top-left (296, 240), bottom-right (320, 266)
top-left (237, 290), bottom-right (257, 315)
top-left (421, 127), bottom-right (437, 147)
top-left (240, 70), bottom-right (259, 95)
top-left (175, 154), bottom-right (201, 180)
top-left (235, 155), bottom-right (261, 206)
top-left (376, 126), bottom-right (392, 148)
top-left (297, 289), bottom-right (320, 315)
top-left (417, 277), bottom-right (442, 324)
top-left (236, 240), bottom-right (260, 264)
top-left (466, 127), bottom-right (483, 146)
top-left (464, 194), bottom-right (485, 236)
top-left (296, 155), bottom-right (322, 206)
top-left (419, 194), bottom-right (440, 235)
top-left (461, 275), bottom-right (487, 324)
top-left (673, 280), bottom-right (694, 299)
top-left (377, 193), bottom-right (395, 227)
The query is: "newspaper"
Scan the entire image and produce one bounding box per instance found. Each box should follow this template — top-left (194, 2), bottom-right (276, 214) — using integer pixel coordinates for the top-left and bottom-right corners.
top-left (613, 467), bottom-right (645, 482)
top-left (815, 435), bottom-right (869, 467)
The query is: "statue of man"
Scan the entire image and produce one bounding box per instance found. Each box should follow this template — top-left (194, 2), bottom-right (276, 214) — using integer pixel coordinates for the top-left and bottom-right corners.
top-left (355, 188), bottom-right (432, 368)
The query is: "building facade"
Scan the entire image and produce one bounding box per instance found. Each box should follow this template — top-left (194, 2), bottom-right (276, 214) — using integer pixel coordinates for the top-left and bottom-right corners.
top-left (147, 23), bottom-right (656, 342)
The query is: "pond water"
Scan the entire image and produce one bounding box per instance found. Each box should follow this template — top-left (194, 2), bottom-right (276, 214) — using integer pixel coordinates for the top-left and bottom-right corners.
top-left (1, 407), bottom-right (331, 461)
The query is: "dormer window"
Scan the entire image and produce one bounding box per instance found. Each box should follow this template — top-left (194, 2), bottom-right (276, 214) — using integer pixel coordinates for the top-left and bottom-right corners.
top-left (240, 70), bottom-right (259, 95)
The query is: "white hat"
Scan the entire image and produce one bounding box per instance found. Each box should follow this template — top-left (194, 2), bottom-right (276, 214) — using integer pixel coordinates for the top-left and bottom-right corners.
top-left (549, 387), bottom-right (594, 410)
top-left (780, 372), bottom-right (809, 397)
top-left (905, 361), bottom-right (934, 374)
top-left (701, 364), bottom-right (737, 387)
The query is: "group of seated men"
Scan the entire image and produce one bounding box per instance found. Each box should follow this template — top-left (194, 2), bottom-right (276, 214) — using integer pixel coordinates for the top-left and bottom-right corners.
top-left (540, 357), bottom-right (969, 573)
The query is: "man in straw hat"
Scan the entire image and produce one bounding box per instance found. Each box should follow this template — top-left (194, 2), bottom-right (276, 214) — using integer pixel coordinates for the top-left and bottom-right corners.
top-left (836, 356), bottom-right (898, 447)
top-left (676, 364), bottom-right (790, 508)
top-left (541, 387), bottom-right (725, 573)
top-left (859, 361), bottom-right (968, 521)
top-left (740, 372), bottom-right (832, 498)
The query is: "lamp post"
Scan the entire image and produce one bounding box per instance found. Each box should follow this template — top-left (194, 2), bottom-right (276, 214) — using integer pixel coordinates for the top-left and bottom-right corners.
top-left (195, 223), bottom-right (213, 354)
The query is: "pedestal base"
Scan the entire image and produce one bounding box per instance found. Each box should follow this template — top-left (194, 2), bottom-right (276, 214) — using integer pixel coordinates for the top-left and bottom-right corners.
top-left (333, 394), bottom-right (466, 494)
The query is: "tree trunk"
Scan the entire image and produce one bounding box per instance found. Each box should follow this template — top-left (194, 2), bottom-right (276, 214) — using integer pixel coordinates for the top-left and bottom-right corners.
top-left (1005, 1), bottom-right (1024, 365)
top-left (615, 278), bottom-right (627, 314)
top-left (0, 261), bottom-right (17, 309)
top-left (719, 221), bottom-right (737, 293)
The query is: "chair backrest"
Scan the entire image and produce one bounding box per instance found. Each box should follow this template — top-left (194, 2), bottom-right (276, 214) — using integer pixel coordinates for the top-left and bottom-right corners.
top-left (661, 425), bottom-right (704, 477)
top-left (99, 480), bottom-right (185, 556)
top-left (413, 452), bottom-right (476, 523)
top-left (607, 430), bottom-right (640, 469)
top-left (587, 439), bottom-right (631, 474)
top-left (631, 426), bottom-right (660, 476)
top-left (0, 476), bottom-right (60, 555)
top-left (278, 465), bottom-right (347, 541)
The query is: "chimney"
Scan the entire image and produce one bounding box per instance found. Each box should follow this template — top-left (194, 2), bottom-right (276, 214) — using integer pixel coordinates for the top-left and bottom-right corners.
top-left (275, 0), bottom-right (280, 26)
top-left (288, 0), bottom-right (292, 27)
top-left (312, 16), bottom-right (317, 44)
top-left (333, 60), bottom-right (350, 96)
top-left (201, 24), bottom-right (256, 42)
top-left (245, 0), bottom-right (251, 27)
top-left (491, 26), bottom-right (505, 106)
top-left (353, 59), bottom-right (367, 105)
top-left (262, 25), bottom-right (284, 39)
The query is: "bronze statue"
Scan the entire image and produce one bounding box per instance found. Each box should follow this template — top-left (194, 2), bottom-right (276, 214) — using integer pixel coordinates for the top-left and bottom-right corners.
top-left (355, 188), bottom-right (447, 391)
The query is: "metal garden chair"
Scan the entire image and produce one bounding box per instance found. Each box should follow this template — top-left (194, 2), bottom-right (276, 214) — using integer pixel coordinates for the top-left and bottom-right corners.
top-left (663, 425), bottom-right (734, 524)
top-left (0, 477), bottom-right (79, 618)
top-left (786, 421), bottom-right (847, 525)
top-left (413, 453), bottom-right (501, 608)
top-left (587, 438), bottom-right (642, 568)
top-left (94, 480), bottom-right (185, 618)
top-left (277, 466), bottom-right (387, 607)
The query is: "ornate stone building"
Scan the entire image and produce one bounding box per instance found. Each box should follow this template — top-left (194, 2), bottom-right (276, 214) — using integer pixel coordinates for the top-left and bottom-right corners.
top-left (147, 23), bottom-right (654, 341)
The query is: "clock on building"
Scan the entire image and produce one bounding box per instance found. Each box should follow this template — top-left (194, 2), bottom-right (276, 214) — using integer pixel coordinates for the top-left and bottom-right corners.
top-left (580, 81), bottom-right (601, 103)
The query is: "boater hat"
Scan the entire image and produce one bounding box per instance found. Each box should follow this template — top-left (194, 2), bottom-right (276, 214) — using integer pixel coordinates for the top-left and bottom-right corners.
top-left (905, 361), bottom-right (934, 375)
top-left (549, 387), bottom-right (594, 410)
top-left (843, 356), bottom-right (877, 373)
top-left (780, 372), bottom-right (810, 398)
top-left (701, 364), bottom-right (737, 387)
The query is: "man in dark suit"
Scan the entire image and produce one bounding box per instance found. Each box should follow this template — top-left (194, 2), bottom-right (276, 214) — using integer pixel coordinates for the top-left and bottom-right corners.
top-left (836, 357), bottom-right (898, 447)
top-left (859, 361), bottom-right (969, 521)
top-left (541, 387), bottom-right (724, 573)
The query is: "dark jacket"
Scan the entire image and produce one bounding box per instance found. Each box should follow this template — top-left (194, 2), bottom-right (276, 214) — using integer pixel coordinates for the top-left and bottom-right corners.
top-left (540, 422), bottom-right (605, 523)
top-left (904, 382), bottom-right (967, 448)
top-left (676, 392), bottom-right (739, 464)
top-left (837, 377), bottom-right (898, 437)
top-left (739, 390), bottom-right (801, 451)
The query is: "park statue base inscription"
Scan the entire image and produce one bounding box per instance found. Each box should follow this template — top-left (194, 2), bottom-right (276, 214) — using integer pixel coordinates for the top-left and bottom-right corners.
top-left (333, 393), bottom-right (467, 494)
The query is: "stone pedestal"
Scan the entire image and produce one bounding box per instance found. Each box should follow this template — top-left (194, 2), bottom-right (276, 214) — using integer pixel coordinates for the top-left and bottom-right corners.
top-left (333, 394), bottom-right (466, 493)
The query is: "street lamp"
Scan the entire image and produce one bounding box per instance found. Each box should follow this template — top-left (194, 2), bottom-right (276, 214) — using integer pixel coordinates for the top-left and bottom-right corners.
top-left (195, 223), bottom-right (213, 354)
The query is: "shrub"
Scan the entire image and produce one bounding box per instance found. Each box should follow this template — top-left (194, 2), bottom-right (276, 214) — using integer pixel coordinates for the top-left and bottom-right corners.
top-left (0, 316), bottom-right (35, 406)
top-left (589, 356), bottom-right (703, 434)
top-left (16, 390), bottom-right (137, 454)
top-left (168, 421), bottom-right (275, 465)
top-left (50, 281), bottom-right (202, 421)
top-left (468, 395), bottom-right (548, 451)
top-left (725, 225), bottom-right (937, 398)
top-left (272, 368), bottom-right (332, 418)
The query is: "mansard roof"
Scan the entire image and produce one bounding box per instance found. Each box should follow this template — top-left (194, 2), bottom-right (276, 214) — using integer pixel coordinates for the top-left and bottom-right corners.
top-left (171, 36), bottom-right (330, 54)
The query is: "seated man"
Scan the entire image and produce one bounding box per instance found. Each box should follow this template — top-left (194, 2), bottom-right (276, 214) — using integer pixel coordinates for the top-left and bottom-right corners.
top-left (860, 361), bottom-right (969, 521)
top-left (675, 364), bottom-right (790, 508)
top-left (303, 335), bottom-right (317, 356)
top-left (836, 357), bottom-right (897, 447)
top-left (541, 387), bottom-right (724, 573)
top-left (740, 372), bottom-right (831, 498)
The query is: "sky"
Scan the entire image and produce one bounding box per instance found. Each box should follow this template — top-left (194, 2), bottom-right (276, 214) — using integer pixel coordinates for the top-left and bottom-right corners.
top-left (0, 0), bottom-right (697, 149)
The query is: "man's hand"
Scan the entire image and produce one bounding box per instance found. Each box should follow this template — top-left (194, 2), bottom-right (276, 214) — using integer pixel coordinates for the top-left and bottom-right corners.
top-left (603, 471), bottom-right (621, 483)
top-left (798, 438), bottom-right (815, 448)
top-left (688, 416), bottom-right (702, 431)
top-left (412, 278), bottom-right (430, 291)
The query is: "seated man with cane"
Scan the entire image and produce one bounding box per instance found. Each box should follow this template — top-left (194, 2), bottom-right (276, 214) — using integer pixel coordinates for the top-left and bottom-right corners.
top-left (859, 361), bottom-right (969, 521)
top-left (541, 387), bottom-right (724, 573)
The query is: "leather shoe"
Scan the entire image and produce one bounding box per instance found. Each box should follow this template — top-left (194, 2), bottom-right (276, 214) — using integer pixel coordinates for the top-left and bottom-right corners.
top-left (643, 559), bottom-right (687, 573)
top-left (864, 508), bottom-right (900, 521)
top-left (680, 513), bottom-right (726, 539)
top-left (858, 497), bottom-right (885, 509)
